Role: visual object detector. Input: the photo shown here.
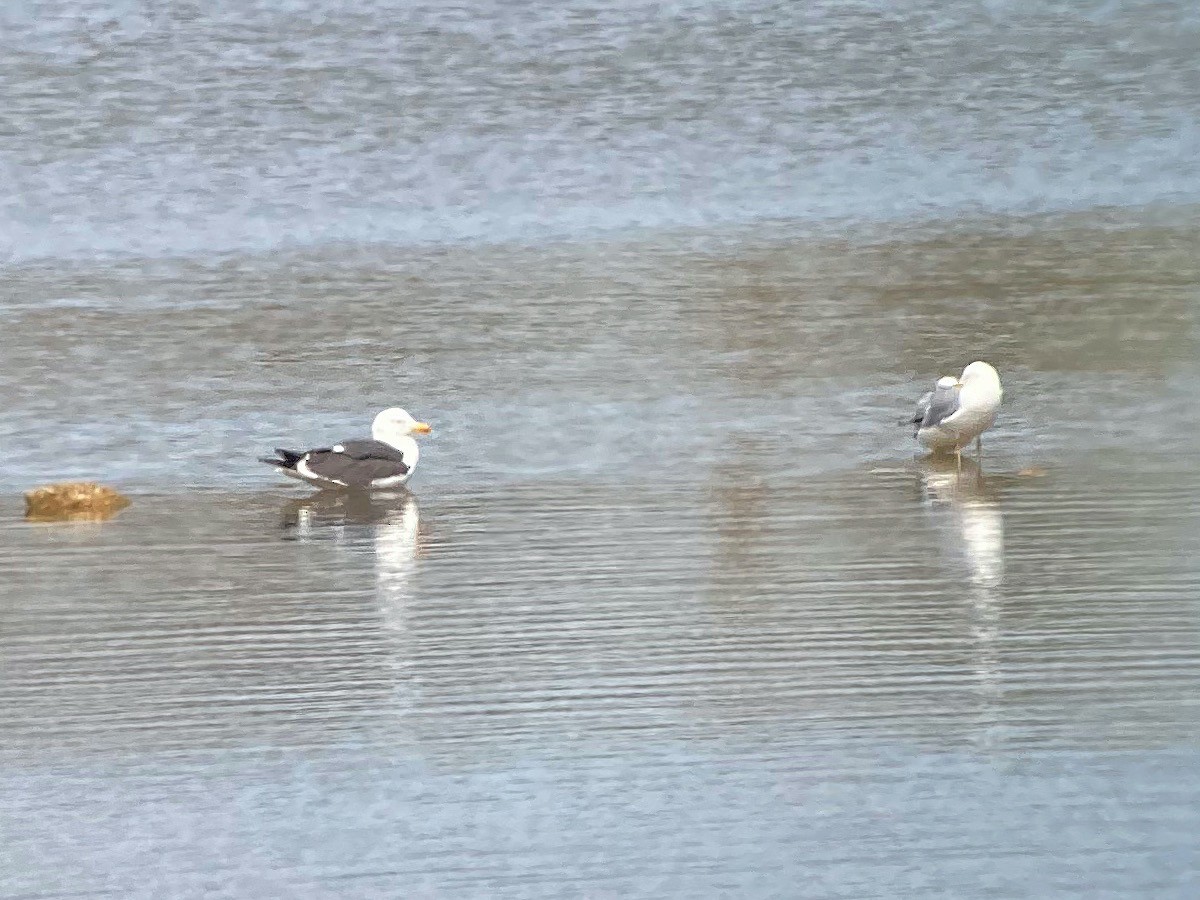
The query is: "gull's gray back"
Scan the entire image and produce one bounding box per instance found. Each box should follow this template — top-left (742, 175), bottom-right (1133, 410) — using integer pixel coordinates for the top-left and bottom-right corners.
top-left (920, 383), bottom-right (961, 430)
top-left (912, 391), bottom-right (933, 424)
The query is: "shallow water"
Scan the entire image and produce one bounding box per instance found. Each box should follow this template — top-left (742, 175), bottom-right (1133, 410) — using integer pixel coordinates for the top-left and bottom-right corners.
top-left (3, 214), bottom-right (1199, 495)
top-left (4, 0), bottom-right (1200, 260)
top-left (4, 1), bottom-right (1200, 897)
top-left (4, 465), bottom-right (1200, 897)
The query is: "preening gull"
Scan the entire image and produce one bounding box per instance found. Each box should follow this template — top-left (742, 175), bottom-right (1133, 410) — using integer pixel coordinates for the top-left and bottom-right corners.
top-left (261, 407), bottom-right (432, 490)
top-left (913, 361), bottom-right (1003, 455)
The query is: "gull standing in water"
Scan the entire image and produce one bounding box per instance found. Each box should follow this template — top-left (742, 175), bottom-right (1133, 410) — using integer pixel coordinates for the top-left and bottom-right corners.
top-left (261, 407), bottom-right (432, 490)
top-left (912, 361), bottom-right (1003, 460)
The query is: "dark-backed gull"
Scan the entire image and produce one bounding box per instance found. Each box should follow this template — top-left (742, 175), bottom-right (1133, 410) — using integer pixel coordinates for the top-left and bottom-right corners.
top-left (261, 407), bottom-right (431, 490)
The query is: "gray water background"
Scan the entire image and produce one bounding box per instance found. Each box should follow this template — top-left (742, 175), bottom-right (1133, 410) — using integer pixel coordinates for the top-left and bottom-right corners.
top-left (3, 1), bottom-right (1200, 897)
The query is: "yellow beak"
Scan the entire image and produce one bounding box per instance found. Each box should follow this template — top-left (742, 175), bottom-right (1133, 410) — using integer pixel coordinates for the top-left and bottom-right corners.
top-left (412, 422), bottom-right (432, 435)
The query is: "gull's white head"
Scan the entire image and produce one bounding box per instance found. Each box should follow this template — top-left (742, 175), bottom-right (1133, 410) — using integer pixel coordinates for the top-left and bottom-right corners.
top-left (935, 375), bottom-right (960, 390)
top-left (959, 361), bottom-right (1002, 390)
top-left (372, 407), bottom-right (432, 443)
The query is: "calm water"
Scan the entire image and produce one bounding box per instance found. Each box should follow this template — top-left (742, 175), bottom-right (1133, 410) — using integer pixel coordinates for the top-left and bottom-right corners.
top-left (3, 1), bottom-right (1200, 898)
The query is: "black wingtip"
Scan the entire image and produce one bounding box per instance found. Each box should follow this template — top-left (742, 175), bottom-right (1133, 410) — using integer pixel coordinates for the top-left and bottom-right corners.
top-left (260, 448), bottom-right (304, 470)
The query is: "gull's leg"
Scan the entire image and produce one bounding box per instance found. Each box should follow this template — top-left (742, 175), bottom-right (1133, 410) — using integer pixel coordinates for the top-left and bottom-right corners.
top-left (956, 447), bottom-right (962, 472)
top-left (976, 436), bottom-right (982, 455)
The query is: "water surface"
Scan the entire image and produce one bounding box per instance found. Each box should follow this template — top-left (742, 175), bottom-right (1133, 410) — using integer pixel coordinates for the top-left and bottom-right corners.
top-left (3, 1), bottom-right (1200, 897)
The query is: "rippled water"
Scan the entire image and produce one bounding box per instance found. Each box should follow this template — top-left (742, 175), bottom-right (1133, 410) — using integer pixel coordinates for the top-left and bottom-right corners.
top-left (4, 1), bottom-right (1200, 897)
top-left (4, 0), bottom-right (1200, 260)
top-left (5, 466), bottom-right (1200, 897)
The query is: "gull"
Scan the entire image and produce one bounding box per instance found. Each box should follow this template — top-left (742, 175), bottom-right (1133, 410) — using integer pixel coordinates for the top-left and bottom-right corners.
top-left (912, 361), bottom-right (1003, 460)
top-left (261, 407), bottom-right (432, 490)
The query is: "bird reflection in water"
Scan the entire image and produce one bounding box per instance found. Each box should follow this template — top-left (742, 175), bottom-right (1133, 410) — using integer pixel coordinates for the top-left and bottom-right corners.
top-left (280, 490), bottom-right (422, 637)
top-left (917, 455), bottom-right (1005, 746)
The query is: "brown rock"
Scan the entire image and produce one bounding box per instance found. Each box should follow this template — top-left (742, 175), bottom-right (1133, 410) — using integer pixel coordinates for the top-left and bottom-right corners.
top-left (23, 482), bottom-right (131, 522)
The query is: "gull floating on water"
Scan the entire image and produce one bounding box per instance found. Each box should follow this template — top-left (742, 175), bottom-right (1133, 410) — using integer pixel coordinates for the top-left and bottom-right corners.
top-left (261, 407), bottom-right (432, 490)
top-left (911, 361), bottom-right (1003, 456)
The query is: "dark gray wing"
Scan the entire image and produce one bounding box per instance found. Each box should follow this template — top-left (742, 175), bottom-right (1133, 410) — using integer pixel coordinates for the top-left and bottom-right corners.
top-left (302, 440), bottom-right (409, 487)
top-left (920, 385), bottom-right (960, 429)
